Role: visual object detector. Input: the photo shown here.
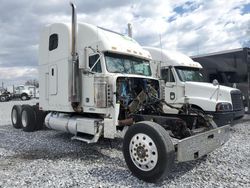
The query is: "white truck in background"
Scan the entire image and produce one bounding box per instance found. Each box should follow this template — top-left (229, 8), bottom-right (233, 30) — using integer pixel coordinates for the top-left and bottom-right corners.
top-left (7, 85), bottom-right (38, 100)
top-left (10, 3), bottom-right (230, 182)
top-left (144, 47), bottom-right (244, 126)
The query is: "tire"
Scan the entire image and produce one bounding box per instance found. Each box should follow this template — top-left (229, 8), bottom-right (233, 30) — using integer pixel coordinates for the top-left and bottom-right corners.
top-left (21, 105), bottom-right (36, 132)
top-left (0, 95), bottom-right (6, 102)
top-left (11, 105), bottom-right (22, 129)
top-left (123, 121), bottom-right (175, 182)
top-left (32, 105), bottom-right (46, 130)
top-left (21, 94), bottom-right (28, 101)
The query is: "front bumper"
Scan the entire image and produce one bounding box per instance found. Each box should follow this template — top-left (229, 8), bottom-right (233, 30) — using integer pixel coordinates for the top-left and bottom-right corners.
top-left (176, 125), bottom-right (230, 162)
top-left (207, 109), bottom-right (245, 126)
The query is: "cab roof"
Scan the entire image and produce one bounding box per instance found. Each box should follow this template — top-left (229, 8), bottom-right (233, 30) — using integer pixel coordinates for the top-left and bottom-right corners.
top-left (143, 47), bottom-right (202, 68)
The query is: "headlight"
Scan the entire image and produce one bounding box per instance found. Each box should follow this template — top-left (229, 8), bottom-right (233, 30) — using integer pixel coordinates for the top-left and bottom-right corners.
top-left (216, 102), bottom-right (232, 112)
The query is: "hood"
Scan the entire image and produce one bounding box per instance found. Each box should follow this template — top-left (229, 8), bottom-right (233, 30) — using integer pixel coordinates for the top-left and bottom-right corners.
top-left (185, 81), bottom-right (239, 103)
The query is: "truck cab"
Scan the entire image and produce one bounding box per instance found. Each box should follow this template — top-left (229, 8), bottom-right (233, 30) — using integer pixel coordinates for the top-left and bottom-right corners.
top-left (12, 85), bottom-right (33, 100)
top-left (144, 47), bottom-right (244, 126)
top-left (39, 22), bottom-right (159, 138)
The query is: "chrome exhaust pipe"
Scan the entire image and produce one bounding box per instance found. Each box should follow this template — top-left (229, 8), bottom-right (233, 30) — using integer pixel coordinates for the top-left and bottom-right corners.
top-left (128, 23), bottom-right (132, 38)
top-left (70, 2), bottom-right (81, 111)
top-left (70, 2), bottom-right (77, 62)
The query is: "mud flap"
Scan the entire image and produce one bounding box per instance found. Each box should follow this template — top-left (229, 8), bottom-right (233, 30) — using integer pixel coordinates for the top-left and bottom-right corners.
top-left (177, 125), bottom-right (230, 162)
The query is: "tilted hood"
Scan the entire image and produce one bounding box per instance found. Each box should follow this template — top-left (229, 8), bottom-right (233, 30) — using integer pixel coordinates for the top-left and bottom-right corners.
top-left (184, 81), bottom-right (239, 103)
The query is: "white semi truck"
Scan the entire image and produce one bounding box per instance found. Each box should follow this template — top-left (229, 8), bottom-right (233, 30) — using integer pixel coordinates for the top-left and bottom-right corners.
top-left (7, 85), bottom-right (38, 100)
top-left (144, 47), bottom-right (244, 126)
top-left (11, 3), bottom-right (230, 182)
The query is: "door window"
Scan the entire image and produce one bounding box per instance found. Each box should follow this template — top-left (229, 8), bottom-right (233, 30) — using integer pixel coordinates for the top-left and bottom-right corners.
top-left (161, 68), bottom-right (175, 83)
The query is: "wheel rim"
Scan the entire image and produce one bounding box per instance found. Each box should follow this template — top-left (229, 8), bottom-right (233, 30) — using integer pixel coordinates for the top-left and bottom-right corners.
top-left (21, 110), bottom-right (28, 128)
top-left (1, 96), bottom-right (5, 101)
top-left (22, 96), bottom-right (26, 100)
top-left (129, 133), bottom-right (158, 171)
top-left (12, 109), bottom-right (17, 124)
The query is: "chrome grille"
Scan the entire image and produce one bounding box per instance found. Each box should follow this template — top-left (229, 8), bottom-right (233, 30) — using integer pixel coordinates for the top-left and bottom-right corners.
top-left (231, 90), bottom-right (244, 111)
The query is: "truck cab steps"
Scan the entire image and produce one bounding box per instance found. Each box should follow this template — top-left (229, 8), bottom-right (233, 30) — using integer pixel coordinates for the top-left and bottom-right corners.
top-left (71, 125), bottom-right (103, 144)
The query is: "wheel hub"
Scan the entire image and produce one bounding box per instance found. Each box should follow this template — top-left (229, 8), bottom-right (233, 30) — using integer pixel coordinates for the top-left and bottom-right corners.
top-left (129, 133), bottom-right (158, 171)
top-left (136, 146), bottom-right (147, 158)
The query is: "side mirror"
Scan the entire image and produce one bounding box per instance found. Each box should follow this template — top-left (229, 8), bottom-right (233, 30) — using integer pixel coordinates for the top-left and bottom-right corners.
top-left (79, 47), bottom-right (90, 71)
top-left (212, 79), bottom-right (219, 86)
top-left (233, 83), bottom-right (237, 88)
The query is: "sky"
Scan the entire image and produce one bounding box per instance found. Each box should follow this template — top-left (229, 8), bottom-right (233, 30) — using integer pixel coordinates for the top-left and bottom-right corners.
top-left (0, 0), bottom-right (250, 86)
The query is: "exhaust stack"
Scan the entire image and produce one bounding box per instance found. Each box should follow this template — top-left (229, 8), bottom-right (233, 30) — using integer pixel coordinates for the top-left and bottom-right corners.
top-left (128, 23), bottom-right (132, 38)
top-left (71, 2), bottom-right (77, 62)
top-left (70, 2), bottom-right (80, 110)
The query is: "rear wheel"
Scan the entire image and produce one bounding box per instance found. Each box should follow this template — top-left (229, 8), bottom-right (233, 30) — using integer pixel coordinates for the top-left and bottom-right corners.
top-left (11, 105), bottom-right (22, 128)
top-left (32, 105), bottom-right (46, 130)
top-left (21, 105), bottom-right (36, 132)
top-left (123, 121), bottom-right (175, 182)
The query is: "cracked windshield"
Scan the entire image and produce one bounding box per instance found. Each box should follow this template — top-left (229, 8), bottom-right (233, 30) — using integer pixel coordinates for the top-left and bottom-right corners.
top-left (105, 53), bottom-right (151, 76)
top-left (175, 67), bottom-right (204, 82)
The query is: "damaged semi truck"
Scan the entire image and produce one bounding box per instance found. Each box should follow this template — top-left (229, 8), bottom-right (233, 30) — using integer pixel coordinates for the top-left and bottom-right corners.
top-left (145, 47), bottom-right (244, 126)
top-left (11, 3), bottom-right (230, 182)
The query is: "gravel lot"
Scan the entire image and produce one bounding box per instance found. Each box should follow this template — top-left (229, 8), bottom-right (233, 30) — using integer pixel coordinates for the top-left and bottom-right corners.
top-left (0, 100), bottom-right (249, 187)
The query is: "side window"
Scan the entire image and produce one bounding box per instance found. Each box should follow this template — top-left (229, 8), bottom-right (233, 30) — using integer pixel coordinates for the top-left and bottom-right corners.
top-left (49, 34), bottom-right (58, 51)
top-left (89, 54), bottom-right (102, 73)
top-left (161, 68), bottom-right (175, 83)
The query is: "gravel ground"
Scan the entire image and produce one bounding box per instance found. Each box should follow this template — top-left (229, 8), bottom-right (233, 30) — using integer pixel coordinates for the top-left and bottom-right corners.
top-left (0, 100), bottom-right (249, 187)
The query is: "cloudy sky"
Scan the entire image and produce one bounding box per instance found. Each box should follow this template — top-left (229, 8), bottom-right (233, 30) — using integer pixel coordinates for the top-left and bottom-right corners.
top-left (0, 0), bottom-right (250, 85)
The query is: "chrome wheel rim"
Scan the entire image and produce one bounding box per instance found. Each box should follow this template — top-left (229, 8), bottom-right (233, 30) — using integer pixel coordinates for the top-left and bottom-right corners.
top-left (129, 133), bottom-right (158, 171)
top-left (12, 109), bottom-right (17, 124)
top-left (21, 111), bottom-right (28, 128)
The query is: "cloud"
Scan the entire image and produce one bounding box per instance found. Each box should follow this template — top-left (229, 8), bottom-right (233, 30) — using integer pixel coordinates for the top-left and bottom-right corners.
top-left (0, 0), bottom-right (250, 85)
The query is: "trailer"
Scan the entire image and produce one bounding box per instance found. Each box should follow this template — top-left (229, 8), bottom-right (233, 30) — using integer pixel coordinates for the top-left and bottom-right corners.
top-left (10, 3), bottom-right (230, 182)
top-left (191, 48), bottom-right (250, 113)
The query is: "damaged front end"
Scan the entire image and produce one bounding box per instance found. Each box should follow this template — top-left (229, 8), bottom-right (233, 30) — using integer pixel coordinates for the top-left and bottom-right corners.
top-left (115, 77), bottom-right (162, 123)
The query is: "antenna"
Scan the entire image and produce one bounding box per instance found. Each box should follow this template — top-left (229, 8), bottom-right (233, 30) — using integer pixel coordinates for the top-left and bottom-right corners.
top-left (159, 33), bottom-right (163, 62)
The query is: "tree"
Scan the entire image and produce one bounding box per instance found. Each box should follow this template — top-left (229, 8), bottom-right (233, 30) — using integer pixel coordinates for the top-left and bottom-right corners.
top-left (25, 79), bottom-right (39, 87)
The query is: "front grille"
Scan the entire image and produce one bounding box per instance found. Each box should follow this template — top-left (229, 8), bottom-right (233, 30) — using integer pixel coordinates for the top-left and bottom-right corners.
top-left (231, 90), bottom-right (244, 111)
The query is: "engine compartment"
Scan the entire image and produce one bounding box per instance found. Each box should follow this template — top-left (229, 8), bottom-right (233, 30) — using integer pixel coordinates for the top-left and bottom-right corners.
top-left (116, 77), bottom-right (161, 120)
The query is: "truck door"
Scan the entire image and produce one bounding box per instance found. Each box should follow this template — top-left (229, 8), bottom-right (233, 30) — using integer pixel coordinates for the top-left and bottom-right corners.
top-left (161, 67), bottom-right (177, 104)
top-left (82, 54), bottom-right (102, 107)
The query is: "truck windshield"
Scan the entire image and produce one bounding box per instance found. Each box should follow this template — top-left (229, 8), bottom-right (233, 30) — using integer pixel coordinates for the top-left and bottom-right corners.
top-left (105, 52), bottom-right (151, 76)
top-left (175, 67), bottom-right (204, 82)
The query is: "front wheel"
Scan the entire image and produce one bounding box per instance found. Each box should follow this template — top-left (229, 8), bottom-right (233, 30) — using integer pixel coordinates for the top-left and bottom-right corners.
top-left (0, 96), bottom-right (7, 102)
top-left (123, 121), bottom-right (175, 183)
top-left (21, 94), bottom-right (29, 101)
